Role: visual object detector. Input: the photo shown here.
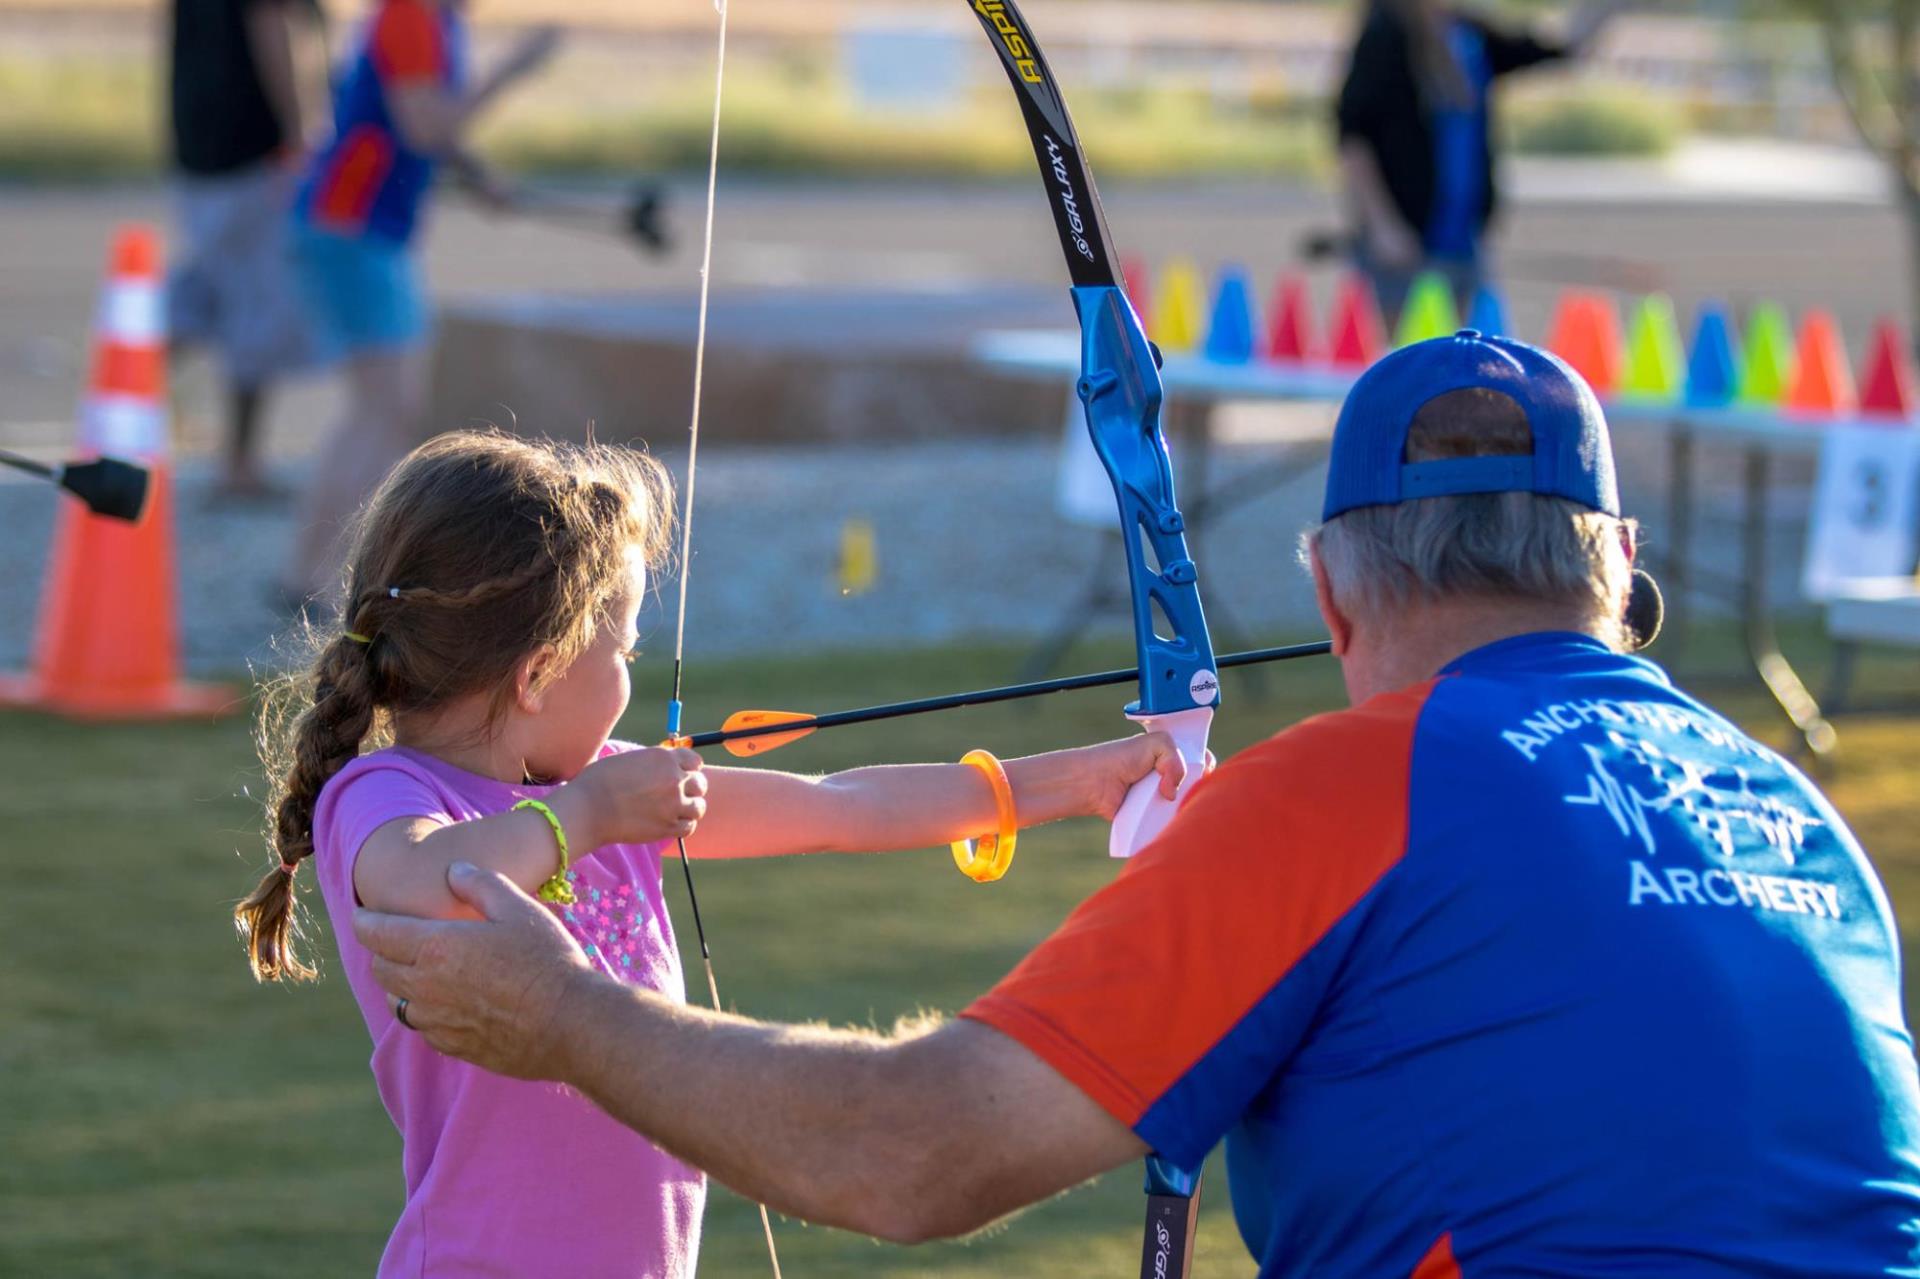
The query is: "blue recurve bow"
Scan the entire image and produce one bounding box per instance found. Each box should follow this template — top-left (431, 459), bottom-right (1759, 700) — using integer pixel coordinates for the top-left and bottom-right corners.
top-left (966, 3), bottom-right (1217, 1275)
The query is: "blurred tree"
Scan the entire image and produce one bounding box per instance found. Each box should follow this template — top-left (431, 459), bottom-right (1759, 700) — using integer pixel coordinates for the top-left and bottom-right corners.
top-left (1789, 1), bottom-right (1920, 326)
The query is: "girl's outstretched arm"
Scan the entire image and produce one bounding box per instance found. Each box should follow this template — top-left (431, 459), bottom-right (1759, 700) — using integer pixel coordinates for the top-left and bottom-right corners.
top-left (686, 735), bottom-right (1182, 861)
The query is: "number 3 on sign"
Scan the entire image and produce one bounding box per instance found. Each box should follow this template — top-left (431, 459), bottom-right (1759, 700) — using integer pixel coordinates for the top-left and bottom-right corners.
top-left (1803, 425), bottom-right (1920, 601)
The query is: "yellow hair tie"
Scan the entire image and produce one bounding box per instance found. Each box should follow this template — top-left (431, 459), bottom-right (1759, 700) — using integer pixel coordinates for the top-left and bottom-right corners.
top-left (516, 799), bottom-right (576, 905)
top-left (951, 750), bottom-right (1018, 883)
top-left (344, 631), bottom-right (373, 645)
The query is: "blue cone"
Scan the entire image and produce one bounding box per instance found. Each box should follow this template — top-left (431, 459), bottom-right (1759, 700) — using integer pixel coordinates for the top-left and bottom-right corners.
top-left (1685, 304), bottom-right (1740, 408)
top-left (1466, 284), bottom-right (1508, 338)
top-left (1203, 267), bottom-right (1256, 364)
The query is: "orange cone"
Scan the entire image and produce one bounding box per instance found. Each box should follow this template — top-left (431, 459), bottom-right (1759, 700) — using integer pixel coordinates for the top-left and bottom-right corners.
top-left (0, 225), bottom-right (235, 719)
top-left (1544, 291), bottom-right (1623, 396)
top-left (1783, 309), bottom-right (1856, 419)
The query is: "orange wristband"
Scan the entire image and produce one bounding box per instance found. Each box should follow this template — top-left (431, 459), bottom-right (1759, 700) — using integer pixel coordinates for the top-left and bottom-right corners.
top-left (951, 749), bottom-right (1018, 883)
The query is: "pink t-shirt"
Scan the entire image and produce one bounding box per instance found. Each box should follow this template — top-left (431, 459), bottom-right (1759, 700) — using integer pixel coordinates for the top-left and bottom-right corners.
top-left (312, 741), bottom-right (705, 1278)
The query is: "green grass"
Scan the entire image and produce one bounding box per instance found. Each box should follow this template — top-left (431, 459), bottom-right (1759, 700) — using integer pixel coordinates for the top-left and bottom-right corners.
top-left (2, 627), bottom-right (1917, 1275)
top-left (1505, 82), bottom-right (1686, 158)
top-left (0, 45), bottom-right (1688, 185)
top-left (0, 56), bottom-right (160, 181)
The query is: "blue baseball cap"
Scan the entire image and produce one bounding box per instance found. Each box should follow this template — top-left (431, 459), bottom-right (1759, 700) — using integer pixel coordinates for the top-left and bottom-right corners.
top-left (1322, 330), bottom-right (1620, 521)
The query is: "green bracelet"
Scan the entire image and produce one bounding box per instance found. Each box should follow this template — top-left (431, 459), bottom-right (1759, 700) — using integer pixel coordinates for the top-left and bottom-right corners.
top-left (516, 798), bottom-right (575, 906)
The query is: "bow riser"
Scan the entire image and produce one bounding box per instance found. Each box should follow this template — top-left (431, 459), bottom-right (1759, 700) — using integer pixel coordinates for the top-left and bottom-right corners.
top-left (1074, 285), bottom-right (1220, 858)
top-left (1072, 287), bottom-right (1218, 718)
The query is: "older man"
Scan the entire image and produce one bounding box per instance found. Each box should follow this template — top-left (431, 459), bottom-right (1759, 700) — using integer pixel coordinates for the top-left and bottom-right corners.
top-left (357, 333), bottom-right (1920, 1275)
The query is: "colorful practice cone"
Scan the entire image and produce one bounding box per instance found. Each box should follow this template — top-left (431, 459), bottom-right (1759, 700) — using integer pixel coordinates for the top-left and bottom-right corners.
top-left (1155, 258), bottom-right (1205, 353)
top-left (1264, 273), bottom-right (1316, 364)
top-left (1685, 304), bottom-right (1741, 408)
top-left (1784, 309), bottom-right (1856, 419)
top-left (1858, 318), bottom-right (1917, 421)
top-left (1203, 267), bottom-right (1256, 364)
top-left (1328, 273), bottom-right (1386, 370)
top-left (1394, 270), bottom-right (1460, 348)
top-left (1545, 291), bottom-right (1623, 396)
top-left (1739, 302), bottom-right (1796, 407)
top-left (1121, 255), bottom-right (1153, 334)
top-left (1465, 284), bottom-right (1508, 338)
top-left (1620, 294), bottom-right (1687, 402)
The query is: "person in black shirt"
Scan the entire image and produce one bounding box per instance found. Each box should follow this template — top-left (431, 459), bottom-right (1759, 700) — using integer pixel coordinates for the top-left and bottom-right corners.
top-left (1335, 0), bottom-right (1623, 325)
top-left (167, 0), bottom-right (326, 500)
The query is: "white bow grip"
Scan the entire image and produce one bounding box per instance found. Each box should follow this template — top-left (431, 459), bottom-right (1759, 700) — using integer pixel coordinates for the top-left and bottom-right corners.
top-left (1109, 706), bottom-right (1214, 859)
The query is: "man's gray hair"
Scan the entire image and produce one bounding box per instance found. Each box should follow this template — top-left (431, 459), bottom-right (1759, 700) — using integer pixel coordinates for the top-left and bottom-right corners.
top-left (1303, 387), bottom-right (1636, 649)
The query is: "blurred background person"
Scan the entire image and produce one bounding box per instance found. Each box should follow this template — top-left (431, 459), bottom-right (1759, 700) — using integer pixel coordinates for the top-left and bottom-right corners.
top-left (166, 0), bottom-right (327, 501)
top-left (1336, 0), bottom-right (1625, 325)
top-left (282, 0), bottom-right (559, 603)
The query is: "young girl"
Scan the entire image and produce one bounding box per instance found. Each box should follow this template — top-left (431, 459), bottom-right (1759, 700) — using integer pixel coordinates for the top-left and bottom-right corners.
top-left (235, 430), bottom-right (1182, 1277)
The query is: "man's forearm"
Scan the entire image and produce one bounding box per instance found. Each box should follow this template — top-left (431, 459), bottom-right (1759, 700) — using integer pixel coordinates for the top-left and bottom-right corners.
top-left (554, 975), bottom-right (955, 1241)
top-left (548, 977), bottom-right (1136, 1243)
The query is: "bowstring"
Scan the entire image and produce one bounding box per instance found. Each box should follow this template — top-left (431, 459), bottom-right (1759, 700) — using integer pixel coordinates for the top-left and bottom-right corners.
top-left (668, 2), bottom-right (784, 1274)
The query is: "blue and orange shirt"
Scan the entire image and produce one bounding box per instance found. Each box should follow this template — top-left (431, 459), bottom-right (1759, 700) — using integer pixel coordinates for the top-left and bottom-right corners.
top-left (965, 632), bottom-right (1920, 1277)
top-left (296, 0), bottom-right (465, 244)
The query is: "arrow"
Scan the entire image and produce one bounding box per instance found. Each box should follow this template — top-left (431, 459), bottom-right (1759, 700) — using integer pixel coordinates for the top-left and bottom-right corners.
top-left (689, 640), bottom-right (1333, 756)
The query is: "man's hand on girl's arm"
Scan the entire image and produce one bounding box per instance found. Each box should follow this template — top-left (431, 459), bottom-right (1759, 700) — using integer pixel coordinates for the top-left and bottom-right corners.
top-left (355, 863), bottom-right (1147, 1241)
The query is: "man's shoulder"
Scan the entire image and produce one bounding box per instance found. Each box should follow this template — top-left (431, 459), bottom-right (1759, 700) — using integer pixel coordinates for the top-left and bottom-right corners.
top-left (1171, 681), bottom-right (1437, 856)
top-left (1232, 680), bottom-right (1437, 781)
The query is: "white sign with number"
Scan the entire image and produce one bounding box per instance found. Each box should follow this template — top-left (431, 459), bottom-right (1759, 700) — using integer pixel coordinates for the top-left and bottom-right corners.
top-left (1803, 425), bottom-right (1920, 601)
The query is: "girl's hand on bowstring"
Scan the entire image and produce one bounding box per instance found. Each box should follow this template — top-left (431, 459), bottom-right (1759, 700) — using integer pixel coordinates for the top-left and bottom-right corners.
top-left (572, 746), bottom-right (708, 846)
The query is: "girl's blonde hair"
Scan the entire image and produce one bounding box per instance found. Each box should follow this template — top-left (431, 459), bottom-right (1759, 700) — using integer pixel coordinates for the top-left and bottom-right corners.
top-left (236, 430), bottom-right (674, 982)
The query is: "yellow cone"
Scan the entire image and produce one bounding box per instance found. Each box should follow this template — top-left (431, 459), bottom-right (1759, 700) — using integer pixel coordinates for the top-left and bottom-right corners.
top-left (837, 519), bottom-right (877, 597)
top-left (1155, 259), bottom-right (1205, 353)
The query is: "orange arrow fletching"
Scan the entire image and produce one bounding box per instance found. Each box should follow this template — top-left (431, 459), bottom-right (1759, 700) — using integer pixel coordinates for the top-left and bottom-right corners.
top-left (719, 710), bottom-right (819, 757)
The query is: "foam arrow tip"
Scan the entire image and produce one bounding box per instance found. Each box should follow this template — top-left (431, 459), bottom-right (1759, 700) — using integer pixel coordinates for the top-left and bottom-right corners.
top-left (717, 709), bottom-right (818, 757)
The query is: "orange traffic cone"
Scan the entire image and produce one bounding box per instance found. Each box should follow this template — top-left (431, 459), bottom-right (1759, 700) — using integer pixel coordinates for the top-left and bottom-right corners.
top-left (0, 225), bottom-right (235, 719)
top-left (1783, 309), bottom-right (1856, 419)
top-left (1544, 291), bottom-right (1623, 396)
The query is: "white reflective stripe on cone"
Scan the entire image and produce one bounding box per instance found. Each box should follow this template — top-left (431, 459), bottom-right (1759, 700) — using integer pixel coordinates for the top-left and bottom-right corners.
top-left (85, 393), bottom-right (167, 458)
top-left (97, 281), bottom-right (165, 346)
